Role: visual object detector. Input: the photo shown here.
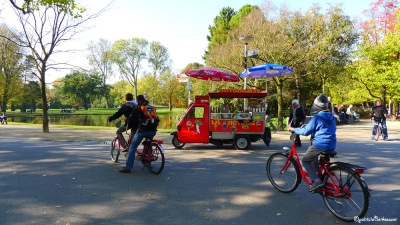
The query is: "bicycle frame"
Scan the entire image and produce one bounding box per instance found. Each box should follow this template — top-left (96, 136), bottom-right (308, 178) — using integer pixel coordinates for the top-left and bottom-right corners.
top-left (115, 132), bottom-right (133, 150)
top-left (282, 141), bottom-right (312, 186)
top-left (282, 139), bottom-right (364, 197)
top-left (140, 139), bottom-right (163, 161)
top-left (372, 119), bottom-right (383, 138)
top-left (269, 132), bottom-right (370, 221)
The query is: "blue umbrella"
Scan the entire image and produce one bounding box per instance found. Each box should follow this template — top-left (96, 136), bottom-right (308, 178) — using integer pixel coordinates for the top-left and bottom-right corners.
top-left (240, 63), bottom-right (293, 78)
top-left (240, 63), bottom-right (293, 95)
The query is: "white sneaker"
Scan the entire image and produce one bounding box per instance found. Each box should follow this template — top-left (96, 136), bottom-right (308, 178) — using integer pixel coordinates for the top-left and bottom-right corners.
top-left (384, 137), bottom-right (390, 141)
top-left (370, 136), bottom-right (374, 140)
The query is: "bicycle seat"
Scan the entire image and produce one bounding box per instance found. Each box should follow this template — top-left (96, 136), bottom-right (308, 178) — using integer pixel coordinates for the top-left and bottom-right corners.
top-left (320, 151), bottom-right (337, 157)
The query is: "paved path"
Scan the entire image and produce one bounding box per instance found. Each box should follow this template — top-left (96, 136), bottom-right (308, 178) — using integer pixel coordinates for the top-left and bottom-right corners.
top-left (0, 120), bottom-right (399, 225)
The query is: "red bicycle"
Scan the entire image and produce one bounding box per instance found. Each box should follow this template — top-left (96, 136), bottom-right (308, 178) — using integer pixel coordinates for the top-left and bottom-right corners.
top-left (266, 133), bottom-right (370, 221)
top-left (110, 120), bottom-right (165, 174)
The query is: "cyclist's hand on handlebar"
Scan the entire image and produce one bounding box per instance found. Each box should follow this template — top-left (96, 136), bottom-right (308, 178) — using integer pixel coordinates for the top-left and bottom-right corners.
top-left (108, 116), bottom-right (112, 122)
top-left (288, 126), bottom-right (294, 132)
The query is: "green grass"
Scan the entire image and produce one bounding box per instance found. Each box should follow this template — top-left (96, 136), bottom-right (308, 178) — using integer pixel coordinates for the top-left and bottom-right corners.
top-left (5, 107), bottom-right (186, 133)
top-left (7, 107), bottom-right (185, 116)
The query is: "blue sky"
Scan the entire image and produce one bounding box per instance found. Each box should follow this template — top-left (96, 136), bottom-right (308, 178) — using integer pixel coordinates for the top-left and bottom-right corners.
top-left (1, 0), bottom-right (375, 82)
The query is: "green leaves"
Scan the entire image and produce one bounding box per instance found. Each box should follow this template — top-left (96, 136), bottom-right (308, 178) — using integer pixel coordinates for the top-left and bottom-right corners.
top-left (11, 0), bottom-right (86, 17)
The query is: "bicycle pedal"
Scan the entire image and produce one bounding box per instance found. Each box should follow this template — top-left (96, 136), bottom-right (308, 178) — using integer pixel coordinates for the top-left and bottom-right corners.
top-left (309, 189), bottom-right (321, 194)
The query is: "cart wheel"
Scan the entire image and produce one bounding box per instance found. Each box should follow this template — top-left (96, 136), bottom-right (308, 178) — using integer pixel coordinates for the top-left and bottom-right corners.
top-left (233, 135), bottom-right (250, 150)
top-left (172, 135), bottom-right (185, 149)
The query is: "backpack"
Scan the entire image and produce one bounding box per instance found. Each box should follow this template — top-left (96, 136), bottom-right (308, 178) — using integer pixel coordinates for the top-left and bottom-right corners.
top-left (140, 104), bottom-right (160, 129)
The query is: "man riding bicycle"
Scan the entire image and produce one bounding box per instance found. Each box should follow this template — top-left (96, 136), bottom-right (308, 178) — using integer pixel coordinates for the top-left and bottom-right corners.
top-left (371, 100), bottom-right (389, 141)
top-left (119, 95), bottom-right (158, 173)
top-left (108, 93), bottom-right (138, 151)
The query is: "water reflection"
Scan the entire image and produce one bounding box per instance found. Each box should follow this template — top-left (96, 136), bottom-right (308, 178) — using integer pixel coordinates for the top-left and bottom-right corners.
top-left (9, 115), bottom-right (177, 129)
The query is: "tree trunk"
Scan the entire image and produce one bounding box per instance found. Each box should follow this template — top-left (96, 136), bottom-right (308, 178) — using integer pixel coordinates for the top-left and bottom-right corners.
top-left (276, 82), bottom-right (284, 131)
top-left (380, 85), bottom-right (386, 105)
top-left (104, 87), bottom-right (110, 108)
top-left (40, 70), bottom-right (49, 133)
top-left (134, 79), bottom-right (138, 100)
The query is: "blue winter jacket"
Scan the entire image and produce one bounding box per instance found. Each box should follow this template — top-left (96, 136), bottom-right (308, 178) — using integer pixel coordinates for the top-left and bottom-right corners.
top-left (293, 111), bottom-right (336, 151)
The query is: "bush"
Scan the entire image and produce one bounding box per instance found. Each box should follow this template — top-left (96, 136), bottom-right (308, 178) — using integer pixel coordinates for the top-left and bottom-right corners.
top-left (357, 108), bottom-right (371, 119)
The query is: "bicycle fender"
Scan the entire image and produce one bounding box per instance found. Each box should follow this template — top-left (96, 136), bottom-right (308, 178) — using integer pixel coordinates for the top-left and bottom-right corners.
top-left (159, 145), bottom-right (165, 153)
top-left (331, 162), bottom-right (366, 170)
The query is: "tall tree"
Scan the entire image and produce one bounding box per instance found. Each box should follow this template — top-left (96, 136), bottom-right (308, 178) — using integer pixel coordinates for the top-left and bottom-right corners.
top-left (21, 81), bottom-right (41, 110)
top-left (87, 38), bottom-right (113, 108)
top-left (138, 74), bottom-right (159, 105)
top-left (8, 0), bottom-right (84, 15)
top-left (0, 24), bottom-right (24, 112)
top-left (352, 0), bottom-right (399, 105)
top-left (109, 80), bottom-right (133, 107)
top-left (206, 4), bottom-right (358, 129)
top-left (111, 38), bottom-right (148, 98)
top-left (3, 2), bottom-right (106, 132)
top-left (158, 69), bottom-right (180, 111)
top-left (148, 41), bottom-right (171, 78)
top-left (59, 71), bottom-right (101, 110)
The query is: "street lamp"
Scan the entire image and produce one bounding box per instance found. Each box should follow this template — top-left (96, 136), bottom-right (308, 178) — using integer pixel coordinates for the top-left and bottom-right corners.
top-left (239, 35), bottom-right (253, 110)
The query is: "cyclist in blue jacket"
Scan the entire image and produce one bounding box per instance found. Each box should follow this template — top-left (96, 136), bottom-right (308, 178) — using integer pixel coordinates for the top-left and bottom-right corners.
top-left (289, 94), bottom-right (337, 192)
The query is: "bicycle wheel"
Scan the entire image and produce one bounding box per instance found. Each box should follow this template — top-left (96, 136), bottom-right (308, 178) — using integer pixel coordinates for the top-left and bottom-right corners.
top-left (266, 153), bottom-right (301, 193)
top-left (110, 138), bottom-right (120, 162)
top-left (146, 143), bottom-right (165, 174)
top-left (322, 166), bottom-right (370, 222)
top-left (374, 125), bottom-right (381, 141)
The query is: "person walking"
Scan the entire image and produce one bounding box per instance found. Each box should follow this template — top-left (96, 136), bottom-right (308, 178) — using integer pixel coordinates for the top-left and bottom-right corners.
top-left (108, 93), bottom-right (138, 151)
top-left (371, 100), bottom-right (390, 141)
top-left (288, 99), bottom-right (306, 147)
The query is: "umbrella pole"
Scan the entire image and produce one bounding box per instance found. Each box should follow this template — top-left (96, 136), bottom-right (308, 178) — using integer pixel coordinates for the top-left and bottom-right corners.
top-left (187, 76), bottom-right (191, 105)
top-left (265, 77), bottom-right (268, 105)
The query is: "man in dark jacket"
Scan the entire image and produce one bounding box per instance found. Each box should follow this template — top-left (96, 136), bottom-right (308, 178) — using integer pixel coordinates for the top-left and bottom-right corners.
top-left (119, 95), bottom-right (158, 173)
top-left (289, 99), bottom-right (306, 147)
top-left (108, 93), bottom-right (138, 150)
top-left (371, 100), bottom-right (389, 141)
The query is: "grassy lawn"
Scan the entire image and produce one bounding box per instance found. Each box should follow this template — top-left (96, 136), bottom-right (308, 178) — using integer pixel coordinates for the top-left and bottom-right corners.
top-left (5, 107), bottom-right (187, 133)
top-left (6, 107), bottom-right (185, 116)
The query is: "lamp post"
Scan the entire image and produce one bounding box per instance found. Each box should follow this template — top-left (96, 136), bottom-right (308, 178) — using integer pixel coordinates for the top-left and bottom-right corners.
top-left (239, 35), bottom-right (252, 110)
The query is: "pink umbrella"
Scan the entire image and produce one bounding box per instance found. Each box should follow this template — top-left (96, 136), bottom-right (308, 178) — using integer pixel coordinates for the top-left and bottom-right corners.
top-left (185, 68), bottom-right (239, 82)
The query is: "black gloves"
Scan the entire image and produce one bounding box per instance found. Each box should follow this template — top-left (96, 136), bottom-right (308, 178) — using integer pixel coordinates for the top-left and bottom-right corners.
top-left (108, 117), bottom-right (113, 122)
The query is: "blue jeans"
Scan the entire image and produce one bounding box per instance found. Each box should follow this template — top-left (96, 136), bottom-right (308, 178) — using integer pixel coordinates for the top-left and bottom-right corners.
top-left (372, 119), bottom-right (388, 139)
top-left (125, 131), bottom-right (157, 169)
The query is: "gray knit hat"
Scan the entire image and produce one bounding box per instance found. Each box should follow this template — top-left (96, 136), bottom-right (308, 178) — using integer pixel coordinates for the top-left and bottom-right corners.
top-left (310, 94), bottom-right (329, 114)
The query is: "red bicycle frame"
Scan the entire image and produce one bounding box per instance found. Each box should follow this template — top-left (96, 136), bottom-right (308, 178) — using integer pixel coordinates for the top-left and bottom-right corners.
top-left (283, 141), bottom-right (356, 198)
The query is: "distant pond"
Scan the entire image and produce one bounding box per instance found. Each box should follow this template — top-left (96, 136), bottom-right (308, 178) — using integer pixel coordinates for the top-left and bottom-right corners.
top-left (8, 115), bottom-right (178, 130)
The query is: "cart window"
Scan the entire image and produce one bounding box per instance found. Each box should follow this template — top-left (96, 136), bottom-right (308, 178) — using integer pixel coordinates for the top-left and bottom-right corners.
top-left (187, 106), bottom-right (205, 119)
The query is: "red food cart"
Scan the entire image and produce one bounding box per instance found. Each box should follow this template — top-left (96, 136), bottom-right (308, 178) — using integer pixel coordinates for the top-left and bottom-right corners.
top-left (170, 89), bottom-right (272, 150)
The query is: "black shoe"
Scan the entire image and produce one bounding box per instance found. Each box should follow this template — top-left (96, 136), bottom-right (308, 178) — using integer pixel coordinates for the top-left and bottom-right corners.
top-left (119, 167), bottom-right (131, 173)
